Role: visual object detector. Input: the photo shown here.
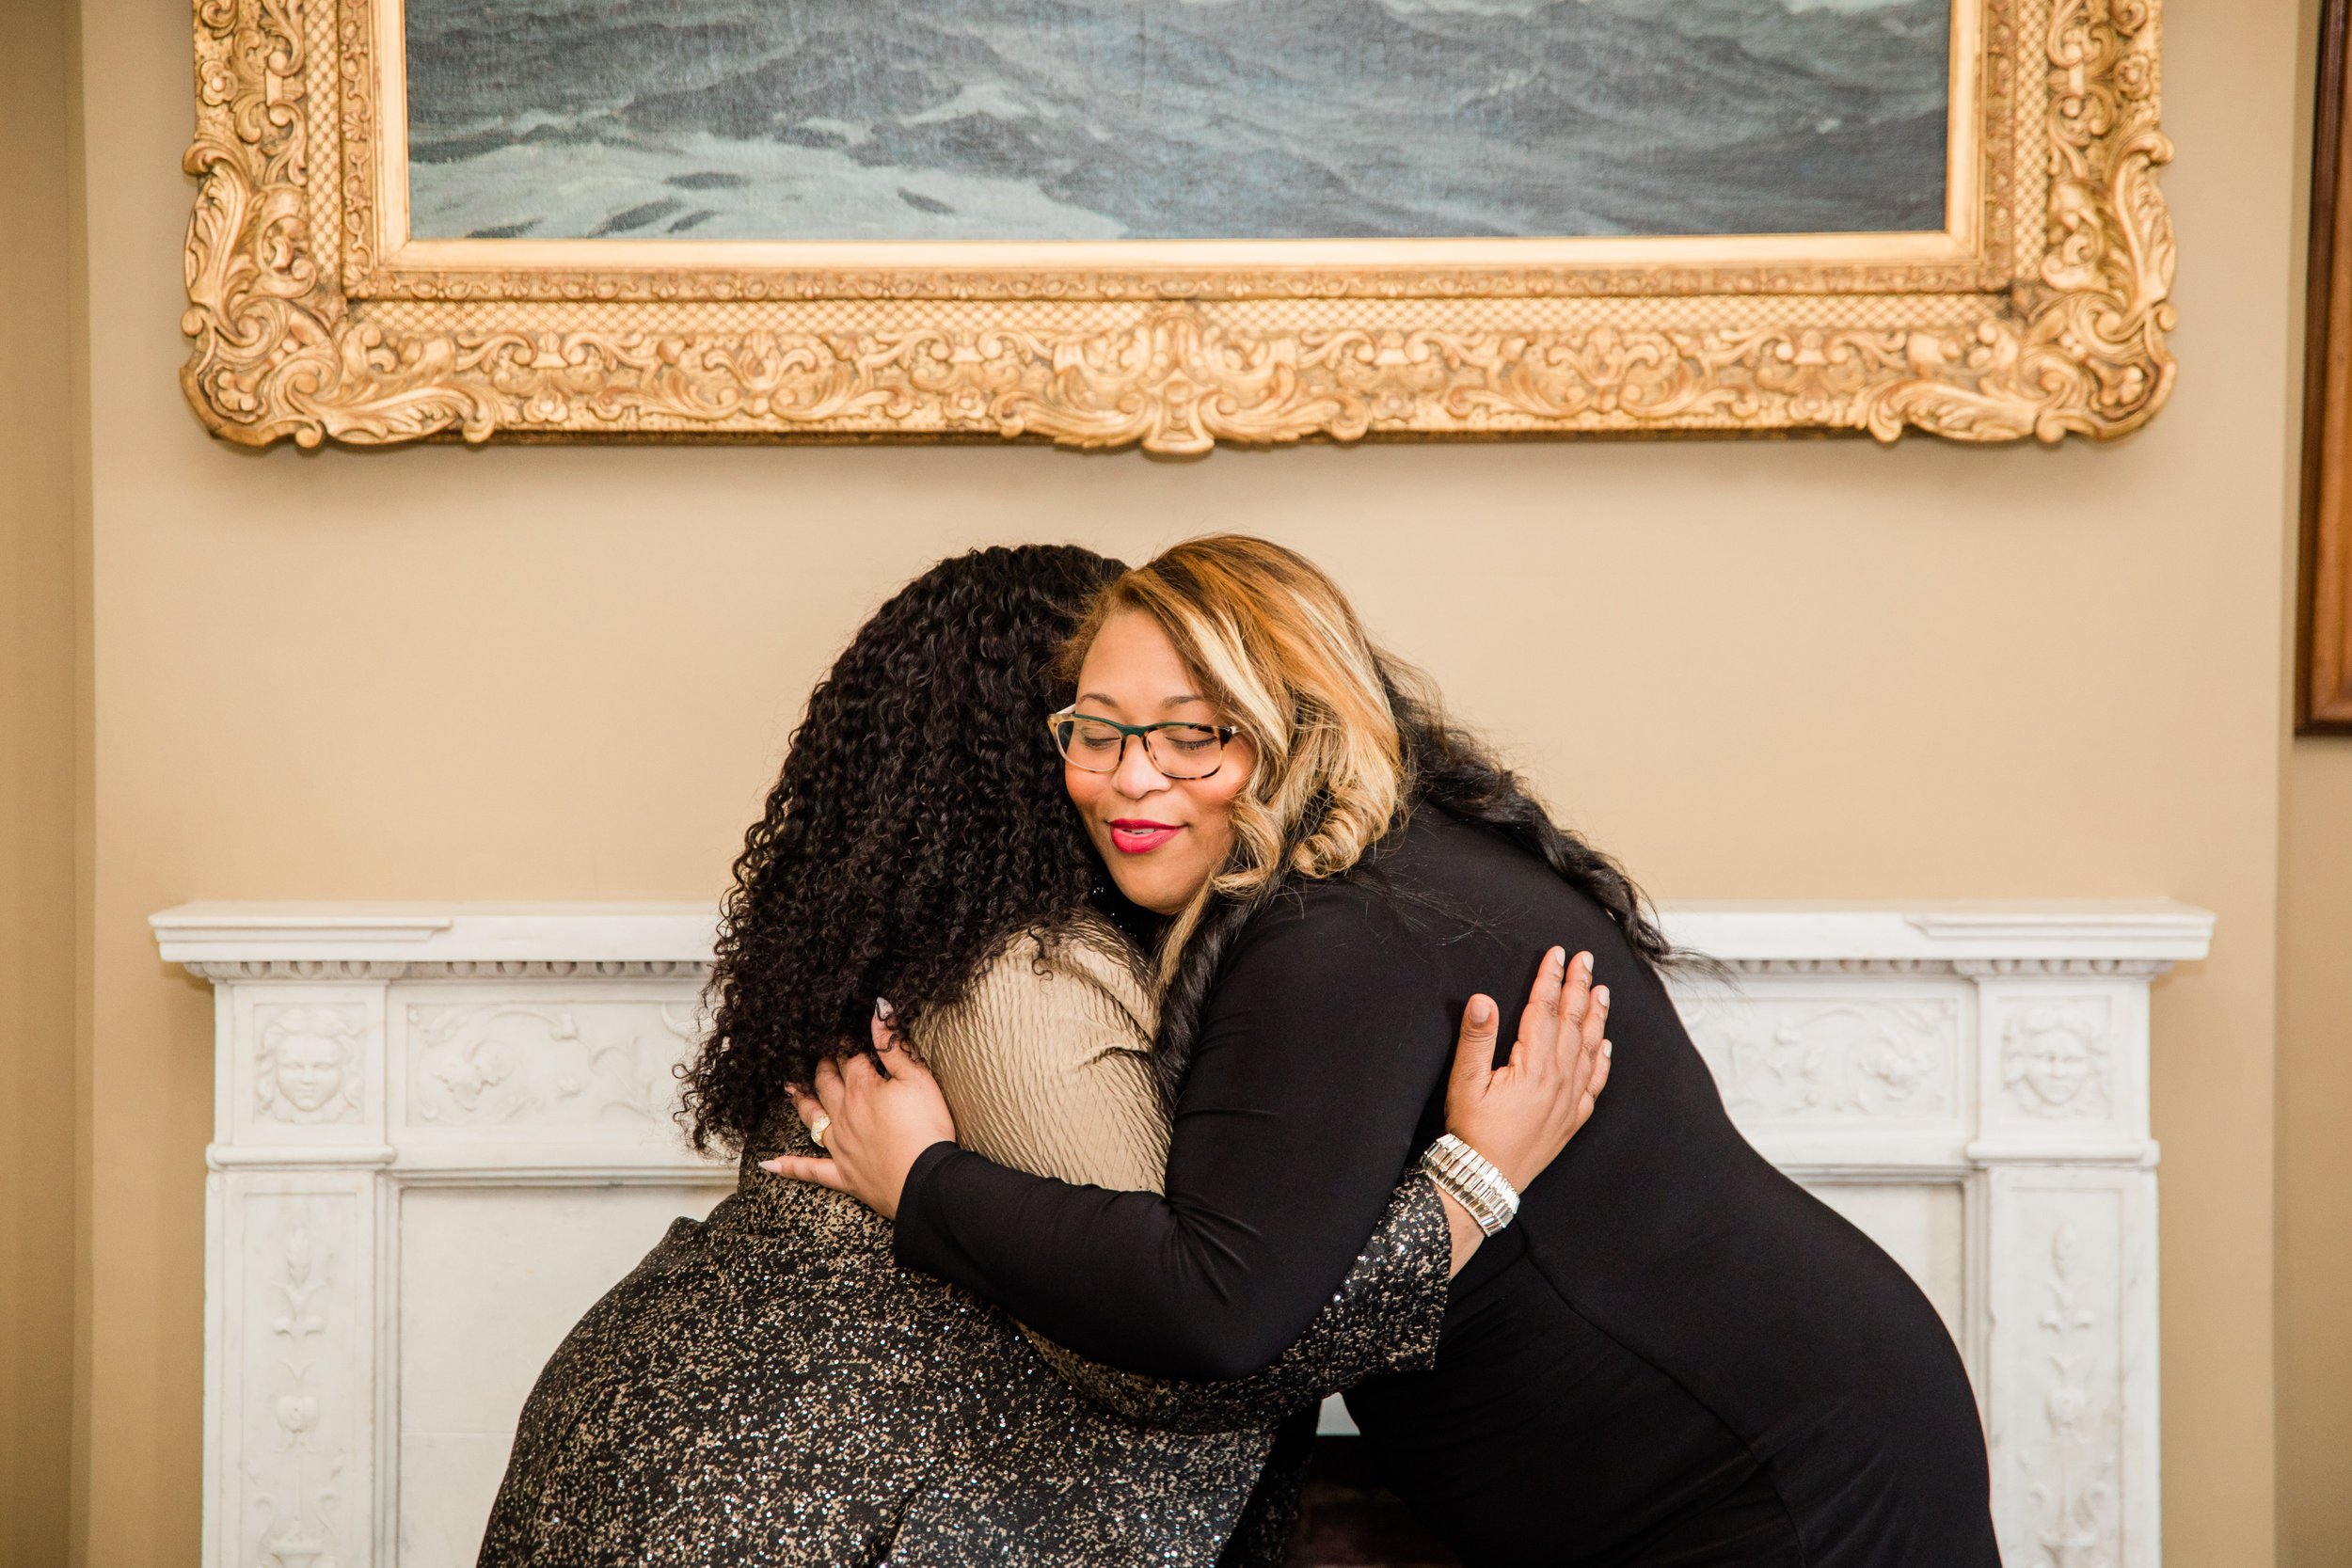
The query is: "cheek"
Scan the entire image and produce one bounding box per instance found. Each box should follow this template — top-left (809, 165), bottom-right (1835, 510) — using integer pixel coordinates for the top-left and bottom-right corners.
top-left (1191, 776), bottom-right (1252, 853)
top-left (1064, 765), bottom-right (1103, 814)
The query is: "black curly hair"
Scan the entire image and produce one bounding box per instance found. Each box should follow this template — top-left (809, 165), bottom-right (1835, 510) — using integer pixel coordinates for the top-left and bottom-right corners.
top-left (680, 544), bottom-right (1125, 1156)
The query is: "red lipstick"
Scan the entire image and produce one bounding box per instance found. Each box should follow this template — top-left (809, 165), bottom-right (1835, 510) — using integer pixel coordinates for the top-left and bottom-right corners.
top-left (1107, 818), bottom-right (1182, 855)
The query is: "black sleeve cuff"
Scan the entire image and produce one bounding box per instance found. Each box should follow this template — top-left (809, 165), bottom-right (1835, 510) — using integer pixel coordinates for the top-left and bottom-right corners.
top-left (890, 1139), bottom-right (969, 1276)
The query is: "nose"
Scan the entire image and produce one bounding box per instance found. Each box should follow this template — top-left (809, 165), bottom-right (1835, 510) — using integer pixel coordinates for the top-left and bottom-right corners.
top-left (1110, 731), bottom-right (1171, 798)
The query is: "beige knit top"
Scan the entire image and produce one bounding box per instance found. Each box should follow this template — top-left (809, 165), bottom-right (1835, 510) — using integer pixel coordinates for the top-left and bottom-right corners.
top-left (898, 915), bottom-right (1452, 1449)
top-left (911, 915), bottom-right (1170, 1196)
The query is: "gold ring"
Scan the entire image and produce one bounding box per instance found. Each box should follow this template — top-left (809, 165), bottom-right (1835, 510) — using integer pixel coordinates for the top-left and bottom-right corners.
top-left (808, 1112), bottom-right (832, 1150)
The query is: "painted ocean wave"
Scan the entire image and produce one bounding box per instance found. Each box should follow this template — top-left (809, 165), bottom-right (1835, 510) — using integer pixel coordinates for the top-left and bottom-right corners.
top-left (404, 0), bottom-right (1950, 243)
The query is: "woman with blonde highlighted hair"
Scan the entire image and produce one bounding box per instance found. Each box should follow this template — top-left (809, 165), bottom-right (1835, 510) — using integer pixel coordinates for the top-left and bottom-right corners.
top-left (787, 535), bottom-right (1999, 1568)
top-left (1056, 534), bottom-right (1407, 974)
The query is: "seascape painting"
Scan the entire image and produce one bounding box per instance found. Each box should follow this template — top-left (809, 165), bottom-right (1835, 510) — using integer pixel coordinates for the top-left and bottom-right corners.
top-left (403, 0), bottom-right (1953, 245)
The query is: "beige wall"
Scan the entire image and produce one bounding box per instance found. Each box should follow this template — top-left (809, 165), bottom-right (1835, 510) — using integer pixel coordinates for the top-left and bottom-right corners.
top-left (2, 0), bottom-right (83, 1555)
top-left (2279, 741), bottom-right (2352, 1567)
top-left (2274, 2), bottom-right (2352, 1558)
top-left (2277, 6), bottom-right (2352, 1560)
top-left (54, 0), bottom-right (2315, 1561)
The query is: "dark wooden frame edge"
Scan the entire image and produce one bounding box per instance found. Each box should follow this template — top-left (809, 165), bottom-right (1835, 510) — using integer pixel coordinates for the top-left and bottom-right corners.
top-left (2300, 0), bottom-right (2352, 732)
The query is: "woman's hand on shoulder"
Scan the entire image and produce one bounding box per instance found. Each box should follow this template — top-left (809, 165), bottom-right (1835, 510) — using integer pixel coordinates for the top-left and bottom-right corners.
top-left (1444, 947), bottom-right (1612, 1196)
top-left (760, 1004), bottom-right (957, 1221)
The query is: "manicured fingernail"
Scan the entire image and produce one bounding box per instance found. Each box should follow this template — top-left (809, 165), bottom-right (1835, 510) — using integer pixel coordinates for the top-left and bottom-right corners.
top-left (1602, 1040), bottom-right (1613, 1057)
top-left (758, 1158), bottom-right (783, 1172)
top-left (1579, 952), bottom-right (1595, 974)
top-left (874, 997), bottom-right (896, 1022)
top-left (1593, 985), bottom-right (1610, 1009)
top-left (1470, 996), bottom-right (1495, 1024)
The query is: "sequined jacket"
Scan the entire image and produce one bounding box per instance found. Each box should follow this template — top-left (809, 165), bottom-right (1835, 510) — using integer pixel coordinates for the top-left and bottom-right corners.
top-left (476, 924), bottom-right (1453, 1568)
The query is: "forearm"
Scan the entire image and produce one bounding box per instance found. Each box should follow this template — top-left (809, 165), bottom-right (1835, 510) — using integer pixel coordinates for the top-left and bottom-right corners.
top-left (1438, 1183), bottom-right (1486, 1276)
top-left (895, 1141), bottom-right (1299, 1379)
top-left (1022, 1176), bottom-right (1454, 1433)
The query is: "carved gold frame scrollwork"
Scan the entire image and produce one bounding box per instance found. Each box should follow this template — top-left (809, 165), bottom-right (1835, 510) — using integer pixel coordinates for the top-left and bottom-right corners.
top-left (183, 0), bottom-right (2173, 453)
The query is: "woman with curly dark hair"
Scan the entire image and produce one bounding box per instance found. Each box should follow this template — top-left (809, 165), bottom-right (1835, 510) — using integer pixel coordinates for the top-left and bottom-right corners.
top-left (475, 543), bottom-right (1611, 1568)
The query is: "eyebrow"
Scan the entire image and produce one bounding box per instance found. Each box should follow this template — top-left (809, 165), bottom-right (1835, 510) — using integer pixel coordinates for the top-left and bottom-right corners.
top-left (1078, 692), bottom-right (1205, 709)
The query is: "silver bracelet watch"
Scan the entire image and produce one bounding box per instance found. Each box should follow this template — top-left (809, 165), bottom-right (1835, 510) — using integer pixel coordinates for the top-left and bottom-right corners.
top-left (1418, 1132), bottom-right (1521, 1237)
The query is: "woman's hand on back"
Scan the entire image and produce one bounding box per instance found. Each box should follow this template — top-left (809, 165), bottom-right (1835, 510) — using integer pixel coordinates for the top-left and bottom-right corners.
top-left (761, 1005), bottom-right (955, 1221)
top-left (1446, 947), bottom-right (1612, 1196)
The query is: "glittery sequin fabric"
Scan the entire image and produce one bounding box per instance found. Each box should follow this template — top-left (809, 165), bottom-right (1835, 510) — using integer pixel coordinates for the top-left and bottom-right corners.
top-left (476, 913), bottom-right (1454, 1568)
top-left (476, 1156), bottom-right (1450, 1568)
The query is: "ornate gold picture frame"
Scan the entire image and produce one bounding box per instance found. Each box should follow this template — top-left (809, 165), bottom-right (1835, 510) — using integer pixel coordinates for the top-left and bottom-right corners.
top-left (183, 0), bottom-right (2172, 453)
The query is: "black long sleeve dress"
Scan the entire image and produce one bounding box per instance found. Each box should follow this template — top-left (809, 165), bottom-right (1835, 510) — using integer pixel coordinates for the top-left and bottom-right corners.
top-left (896, 808), bottom-right (2001, 1568)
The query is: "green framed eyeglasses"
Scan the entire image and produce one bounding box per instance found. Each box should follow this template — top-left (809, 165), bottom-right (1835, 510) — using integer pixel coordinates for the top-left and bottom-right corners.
top-left (1047, 706), bottom-right (1239, 780)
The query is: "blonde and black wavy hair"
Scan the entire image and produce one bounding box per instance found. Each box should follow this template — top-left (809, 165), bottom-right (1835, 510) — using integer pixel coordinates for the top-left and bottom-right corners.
top-left (1062, 534), bottom-right (1406, 973)
top-left (1068, 534), bottom-right (1672, 1088)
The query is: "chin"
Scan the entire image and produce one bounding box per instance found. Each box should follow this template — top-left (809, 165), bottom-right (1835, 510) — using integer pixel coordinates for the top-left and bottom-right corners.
top-left (1105, 865), bottom-right (1187, 916)
top-left (1120, 882), bottom-right (1184, 916)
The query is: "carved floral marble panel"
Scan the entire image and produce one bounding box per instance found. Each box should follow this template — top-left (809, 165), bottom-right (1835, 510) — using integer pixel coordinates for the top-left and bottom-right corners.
top-left (1676, 987), bottom-right (1968, 1128)
top-left (221, 1183), bottom-right (371, 1568)
top-left (1986, 1173), bottom-right (2151, 1568)
top-left (399, 993), bottom-right (701, 1133)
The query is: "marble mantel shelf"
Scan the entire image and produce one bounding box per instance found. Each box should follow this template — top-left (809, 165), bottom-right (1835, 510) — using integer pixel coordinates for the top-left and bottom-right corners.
top-left (158, 897), bottom-right (2211, 1568)
top-left (153, 896), bottom-right (2215, 967)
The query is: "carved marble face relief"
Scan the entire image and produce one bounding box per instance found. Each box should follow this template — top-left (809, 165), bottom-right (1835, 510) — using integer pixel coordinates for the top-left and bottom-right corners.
top-left (254, 1008), bottom-right (366, 1124)
top-left (2001, 1005), bottom-right (2112, 1117)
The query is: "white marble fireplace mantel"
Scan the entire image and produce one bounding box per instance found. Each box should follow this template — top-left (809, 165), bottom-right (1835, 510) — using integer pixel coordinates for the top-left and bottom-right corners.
top-left (157, 897), bottom-right (2213, 1568)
